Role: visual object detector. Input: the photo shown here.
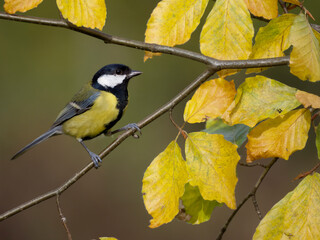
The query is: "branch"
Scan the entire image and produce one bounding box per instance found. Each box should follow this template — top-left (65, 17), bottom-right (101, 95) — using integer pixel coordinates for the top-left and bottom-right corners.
top-left (278, 0), bottom-right (289, 13)
top-left (216, 157), bottom-right (278, 240)
top-left (56, 194), bottom-right (73, 240)
top-left (0, 12), bottom-right (290, 70)
top-left (0, 69), bottom-right (216, 221)
top-left (293, 162), bottom-right (320, 180)
top-left (239, 162), bottom-right (267, 168)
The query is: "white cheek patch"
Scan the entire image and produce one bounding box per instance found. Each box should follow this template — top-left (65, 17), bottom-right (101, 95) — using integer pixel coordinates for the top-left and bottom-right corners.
top-left (97, 74), bottom-right (126, 88)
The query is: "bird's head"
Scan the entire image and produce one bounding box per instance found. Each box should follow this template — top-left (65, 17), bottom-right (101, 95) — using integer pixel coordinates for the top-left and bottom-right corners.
top-left (92, 64), bottom-right (142, 90)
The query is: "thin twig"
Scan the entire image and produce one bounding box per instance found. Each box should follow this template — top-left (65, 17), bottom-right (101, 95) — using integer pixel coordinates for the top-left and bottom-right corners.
top-left (56, 194), bottom-right (72, 240)
top-left (0, 12), bottom-right (290, 70)
top-left (251, 194), bottom-right (262, 220)
top-left (239, 162), bottom-right (267, 168)
top-left (169, 109), bottom-right (187, 140)
top-left (0, 69), bottom-right (216, 222)
top-left (278, 0), bottom-right (289, 13)
top-left (216, 157), bottom-right (278, 240)
top-left (293, 162), bottom-right (320, 181)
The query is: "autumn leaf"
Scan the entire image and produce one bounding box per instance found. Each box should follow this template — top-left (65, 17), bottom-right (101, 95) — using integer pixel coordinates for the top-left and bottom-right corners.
top-left (185, 132), bottom-right (240, 209)
top-left (99, 238), bottom-right (117, 240)
top-left (57, 0), bottom-right (107, 30)
top-left (313, 29), bottom-right (320, 43)
top-left (296, 90), bottom-right (320, 109)
top-left (205, 118), bottom-right (250, 147)
top-left (246, 109), bottom-right (311, 162)
top-left (247, 14), bottom-right (295, 73)
top-left (222, 76), bottom-right (301, 127)
top-left (253, 173), bottom-right (320, 240)
top-left (144, 0), bottom-right (209, 61)
top-left (243, 0), bottom-right (278, 20)
top-left (184, 78), bottom-right (236, 123)
top-left (289, 13), bottom-right (320, 82)
top-left (200, 0), bottom-right (254, 77)
top-left (4, 0), bottom-right (43, 14)
top-left (316, 125), bottom-right (320, 160)
top-left (180, 183), bottom-right (222, 224)
top-left (142, 141), bottom-right (189, 228)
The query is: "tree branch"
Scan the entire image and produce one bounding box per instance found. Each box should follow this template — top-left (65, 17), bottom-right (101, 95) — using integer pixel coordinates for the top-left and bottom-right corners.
top-left (0, 12), bottom-right (290, 70)
top-left (278, 0), bottom-right (289, 13)
top-left (216, 157), bottom-right (278, 240)
top-left (56, 194), bottom-right (73, 240)
top-left (0, 68), bottom-right (216, 221)
top-left (239, 162), bottom-right (267, 168)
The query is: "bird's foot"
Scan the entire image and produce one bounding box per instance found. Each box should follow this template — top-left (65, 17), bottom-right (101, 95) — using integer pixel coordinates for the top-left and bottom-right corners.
top-left (88, 151), bottom-right (102, 169)
top-left (106, 123), bottom-right (142, 138)
top-left (124, 123), bottom-right (141, 138)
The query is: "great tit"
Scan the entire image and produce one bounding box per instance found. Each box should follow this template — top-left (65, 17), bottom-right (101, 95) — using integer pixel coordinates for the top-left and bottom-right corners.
top-left (12, 64), bottom-right (142, 168)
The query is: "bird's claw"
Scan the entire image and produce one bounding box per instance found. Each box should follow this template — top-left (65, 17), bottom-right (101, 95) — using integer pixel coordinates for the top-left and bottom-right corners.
top-left (89, 152), bottom-right (102, 169)
top-left (125, 123), bottom-right (141, 139)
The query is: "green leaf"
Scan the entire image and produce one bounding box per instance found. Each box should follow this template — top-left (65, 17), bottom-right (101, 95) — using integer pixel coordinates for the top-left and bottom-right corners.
top-left (204, 118), bottom-right (250, 147)
top-left (253, 173), bottom-right (320, 240)
top-left (222, 75), bottom-right (301, 127)
top-left (181, 183), bottom-right (222, 224)
top-left (316, 124), bottom-right (320, 160)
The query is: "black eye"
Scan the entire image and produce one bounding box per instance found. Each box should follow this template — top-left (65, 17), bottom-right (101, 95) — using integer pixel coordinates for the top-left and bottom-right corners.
top-left (116, 69), bottom-right (122, 75)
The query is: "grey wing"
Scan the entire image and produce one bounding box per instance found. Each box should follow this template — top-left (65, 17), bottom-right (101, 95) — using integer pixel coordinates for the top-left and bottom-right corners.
top-left (51, 88), bottom-right (100, 128)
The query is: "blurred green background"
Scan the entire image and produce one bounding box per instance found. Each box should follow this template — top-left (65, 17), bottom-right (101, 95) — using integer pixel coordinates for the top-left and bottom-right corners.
top-left (0, 1), bottom-right (320, 239)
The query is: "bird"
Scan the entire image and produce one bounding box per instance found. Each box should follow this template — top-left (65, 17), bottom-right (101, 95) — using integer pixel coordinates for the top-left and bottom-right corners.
top-left (11, 64), bottom-right (142, 168)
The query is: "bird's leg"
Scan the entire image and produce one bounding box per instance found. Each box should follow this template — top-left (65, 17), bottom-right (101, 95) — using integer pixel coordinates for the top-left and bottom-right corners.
top-left (78, 139), bottom-right (102, 168)
top-left (106, 123), bottom-right (141, 138)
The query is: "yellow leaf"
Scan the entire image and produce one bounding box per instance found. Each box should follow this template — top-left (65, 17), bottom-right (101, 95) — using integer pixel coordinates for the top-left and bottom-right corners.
top-left (296, 90), bottom-right (320, 109)
top-left (243, 0), bottom-right (278, 20)
top-left (200, 0), bottom-right (254, 77)
top-left (144, 0), bottom-right (209, 61)
top-left (184, 78), bottom-right (236, 123)
top-left (283, 0), bottom-right (300, 5)
top-left (313, 29), bottom-right (320, 43)
top-left (253, 173), bottom-right (320, 240)
top-left (4, 0), bottom-right (43, 14)
top-left (57, 0), bottom-right (107, 30)
top-left (247, 14), bottom-right (295, 73)
top-left (99, 238), bottom-right (117, 240)
top-left (246, 109), bottom-right (311, 162)
top-left (222, 75), bottom-right (301, 127)
top-left (142, 141), bottom-right (189, 228)
top-left (185, 132), bottom-right (240, 209)
top-left (289, 13), bottom-right (320, 82)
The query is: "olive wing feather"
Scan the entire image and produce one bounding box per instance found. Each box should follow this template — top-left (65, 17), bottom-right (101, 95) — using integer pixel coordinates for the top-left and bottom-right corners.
top-left (51, 83), bottom-right (100, 128)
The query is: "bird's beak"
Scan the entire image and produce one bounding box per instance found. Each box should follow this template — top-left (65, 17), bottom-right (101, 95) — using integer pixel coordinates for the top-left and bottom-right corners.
top-left (128, 70), bottom-right (142, 78)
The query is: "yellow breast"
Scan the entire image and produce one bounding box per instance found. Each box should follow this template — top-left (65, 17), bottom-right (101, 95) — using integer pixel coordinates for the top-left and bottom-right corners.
top-left (62, 92), bottom-right (119, 139)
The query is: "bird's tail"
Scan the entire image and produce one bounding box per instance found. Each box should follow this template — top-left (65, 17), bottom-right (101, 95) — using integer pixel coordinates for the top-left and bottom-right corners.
top-left (11, 126), bottom-right (62, 160)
